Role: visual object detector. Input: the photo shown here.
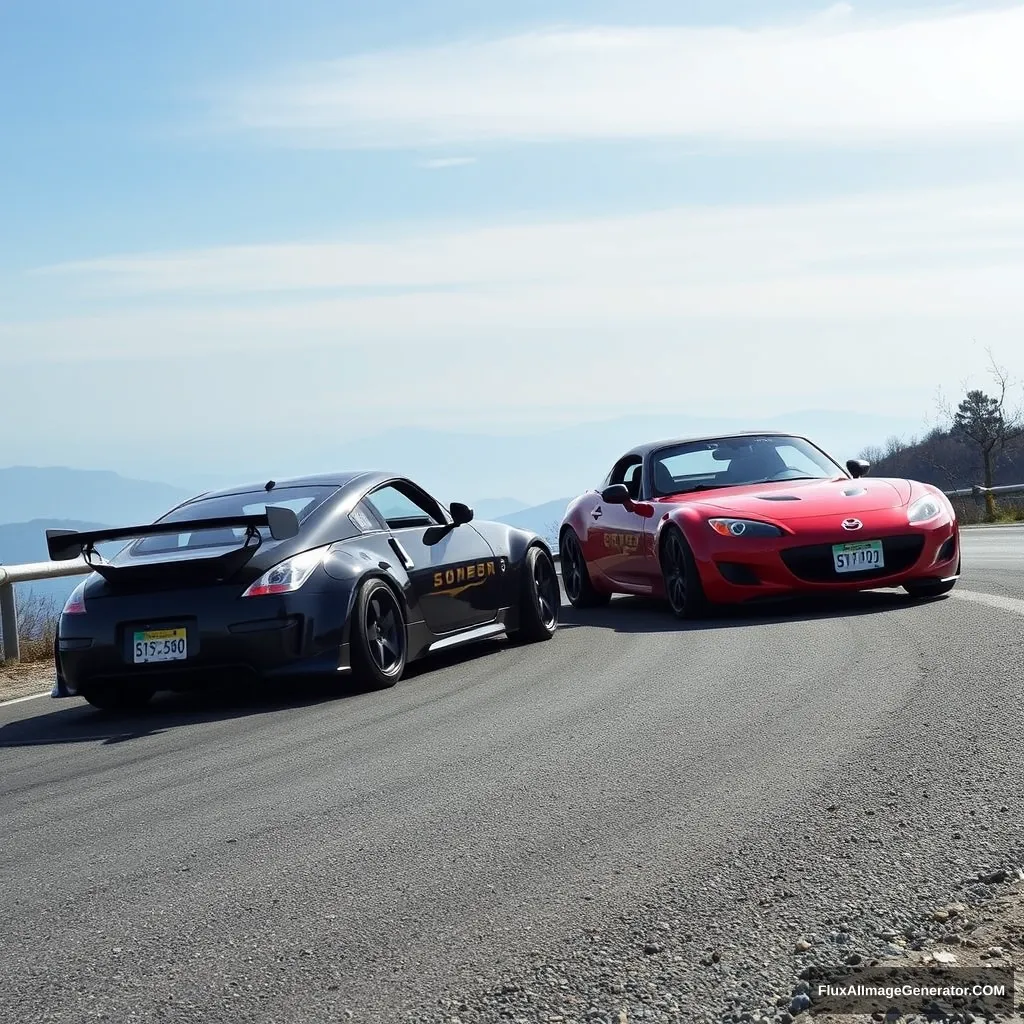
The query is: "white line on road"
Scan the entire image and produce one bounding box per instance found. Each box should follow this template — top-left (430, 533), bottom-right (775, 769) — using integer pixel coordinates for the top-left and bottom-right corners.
top-left (0, 690), bottom-right (52, 707)
top-left (950, 588), bottom-right (1024, 617)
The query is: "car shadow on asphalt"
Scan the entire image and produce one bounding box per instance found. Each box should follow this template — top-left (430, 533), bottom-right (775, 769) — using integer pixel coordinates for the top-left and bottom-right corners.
top-left (556, 589), bottom-right (948, 633)
top-left (0, 640), bottom-right (514, 749)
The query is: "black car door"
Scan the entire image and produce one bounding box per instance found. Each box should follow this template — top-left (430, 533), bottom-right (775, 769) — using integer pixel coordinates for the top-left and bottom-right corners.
top-left (363, 481), bottom-right (502, 634)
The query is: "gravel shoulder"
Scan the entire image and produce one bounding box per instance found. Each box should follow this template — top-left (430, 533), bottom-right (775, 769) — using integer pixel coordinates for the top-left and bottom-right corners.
top-left (0, 661), bottom-right (53, 701)
top-left (807, 874), bottom-right (1024, 1024)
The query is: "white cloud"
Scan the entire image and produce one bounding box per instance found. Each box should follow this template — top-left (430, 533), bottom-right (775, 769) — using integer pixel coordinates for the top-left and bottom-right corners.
top-left (5, 180), bottom-right (1023, 433)
top-left (208, 5), bottom-right (1024, 148)
top-left (31, 180), bottom-right (1024, 306)
top-left (418, 156), bottom-right (477, 169)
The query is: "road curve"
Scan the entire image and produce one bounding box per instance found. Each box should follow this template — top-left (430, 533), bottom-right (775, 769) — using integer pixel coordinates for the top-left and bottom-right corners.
top-left (1, 527), bottom-right (1022, 1023)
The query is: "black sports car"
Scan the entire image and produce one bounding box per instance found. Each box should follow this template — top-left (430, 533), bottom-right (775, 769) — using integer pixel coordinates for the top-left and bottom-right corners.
top-left (48, 471), bottom-right (560, 710)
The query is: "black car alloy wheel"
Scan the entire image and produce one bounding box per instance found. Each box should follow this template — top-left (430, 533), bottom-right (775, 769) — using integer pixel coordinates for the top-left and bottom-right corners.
top-left (363, 585), bottom-right (405, 677)
top-left (532, 550), bottom-right (560, 630)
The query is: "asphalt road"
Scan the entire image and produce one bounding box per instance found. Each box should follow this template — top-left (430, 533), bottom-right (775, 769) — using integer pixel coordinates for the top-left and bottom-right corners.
top-left (1, 526), bottom-right (1022, 1024)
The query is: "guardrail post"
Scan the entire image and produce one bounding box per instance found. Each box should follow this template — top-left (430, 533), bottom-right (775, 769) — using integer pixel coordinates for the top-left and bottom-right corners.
top-left (0, 579), bottom-right (20, 662)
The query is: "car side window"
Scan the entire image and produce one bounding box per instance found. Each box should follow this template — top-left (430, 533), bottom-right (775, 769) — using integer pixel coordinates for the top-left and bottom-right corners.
top-left (365, 482), bottom-right (444, 529)
top-left (607, 456), bottom-right (643, 499)
top-left (349, 499), bottom-right (385, 533)
top-left (623, 463), bottom-right (642, 499)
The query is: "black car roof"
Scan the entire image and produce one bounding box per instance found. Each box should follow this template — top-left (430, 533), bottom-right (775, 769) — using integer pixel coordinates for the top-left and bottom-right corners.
top-left (624, 430), bottom-right (804, 459)
top-left (184, 470), bottom-right (400, 503)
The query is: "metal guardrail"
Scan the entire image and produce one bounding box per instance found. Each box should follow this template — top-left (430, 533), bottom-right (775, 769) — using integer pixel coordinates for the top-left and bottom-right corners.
top-left (1, 482), bottom-right (1021, 663)
top-left (0, 558), bottom-right (94, 663)
top-left (945, 483), bottom-right (1024, 499)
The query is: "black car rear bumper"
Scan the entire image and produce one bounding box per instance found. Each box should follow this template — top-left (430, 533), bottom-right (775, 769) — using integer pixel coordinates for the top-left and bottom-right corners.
top-left (55, 586), bottom-right (353, 696)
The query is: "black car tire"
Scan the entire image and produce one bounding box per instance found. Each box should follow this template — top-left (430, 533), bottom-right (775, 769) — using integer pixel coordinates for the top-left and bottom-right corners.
top-left (80, 684), bottom-right (155, 711)
top-left (517, 545), bottom-right (560, 642)
top-left (660, 526), bottom-right (708, 619)
top-left (350, 578), bottom-right (407, 689)
top-left (904, 557), bottom-right (960, 599)
top-left (559, 528), bottom-right (611, 608)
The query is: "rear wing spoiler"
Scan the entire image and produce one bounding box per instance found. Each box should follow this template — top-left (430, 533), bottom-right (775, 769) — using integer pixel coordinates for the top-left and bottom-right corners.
top-left (45, 506), bottom-right (300, 562)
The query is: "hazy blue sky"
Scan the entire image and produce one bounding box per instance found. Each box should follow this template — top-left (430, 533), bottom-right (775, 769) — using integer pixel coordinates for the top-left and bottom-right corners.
top-left (2, 0), bottom-right (1023, 478)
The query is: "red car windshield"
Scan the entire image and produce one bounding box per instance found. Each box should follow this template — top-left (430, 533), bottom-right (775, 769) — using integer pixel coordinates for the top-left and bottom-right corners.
top-left (651, 436), bottom-right (843, 497)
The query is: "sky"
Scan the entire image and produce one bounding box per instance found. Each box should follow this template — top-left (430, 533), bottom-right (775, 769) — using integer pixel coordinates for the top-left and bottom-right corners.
top-left (2, 0), bottom-right (1024, 485)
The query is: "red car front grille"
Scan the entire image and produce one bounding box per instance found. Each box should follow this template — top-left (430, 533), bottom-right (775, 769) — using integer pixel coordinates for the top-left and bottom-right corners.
top-left (780, 534), bottom-right (926, 583)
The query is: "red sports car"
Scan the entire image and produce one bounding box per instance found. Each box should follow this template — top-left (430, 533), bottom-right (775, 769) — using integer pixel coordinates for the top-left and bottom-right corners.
top-left (558, 432), bottom-right (960, 617)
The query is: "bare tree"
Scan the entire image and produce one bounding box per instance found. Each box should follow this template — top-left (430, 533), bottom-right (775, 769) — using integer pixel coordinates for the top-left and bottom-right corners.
top-left (884, 435), bottom-right (910, 460)
top-left (544, 520), bottom-right (562, 548)
top-left (943, 350), bottom-right (1024, 519)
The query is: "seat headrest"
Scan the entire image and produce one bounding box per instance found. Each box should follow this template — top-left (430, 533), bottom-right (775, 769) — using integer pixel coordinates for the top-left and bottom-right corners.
top-left (654, 462), bottom-right (676, 494)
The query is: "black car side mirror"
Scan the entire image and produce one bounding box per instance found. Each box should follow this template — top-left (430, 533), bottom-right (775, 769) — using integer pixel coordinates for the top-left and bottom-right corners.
top-left (846, 459), bottom-right (870, 478)
top-left (601, 484), bottom-right (631, 504)
top-left (450, 502), bottom-right (474, 525)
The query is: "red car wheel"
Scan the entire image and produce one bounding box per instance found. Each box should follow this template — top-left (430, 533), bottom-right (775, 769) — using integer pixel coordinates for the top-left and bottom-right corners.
top-left (660, 527), bottom-right (708, 619)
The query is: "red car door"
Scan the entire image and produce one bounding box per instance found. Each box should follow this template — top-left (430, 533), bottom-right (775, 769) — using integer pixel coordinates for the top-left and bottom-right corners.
top-left (589, 499), bottom-right (652, 591)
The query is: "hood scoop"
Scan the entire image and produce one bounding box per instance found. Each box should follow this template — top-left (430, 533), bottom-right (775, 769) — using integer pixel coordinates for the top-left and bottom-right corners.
top-left (842, 487), bottom-right (867, 496)
top-left (756, 494), bottom-right (801, 501)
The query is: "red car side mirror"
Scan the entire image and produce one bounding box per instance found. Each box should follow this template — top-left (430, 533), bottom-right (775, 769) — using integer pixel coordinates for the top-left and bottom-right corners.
top-left (626, 500), bottom-right (655, 519)
top-left (600, 484), bottom-right (655, 518)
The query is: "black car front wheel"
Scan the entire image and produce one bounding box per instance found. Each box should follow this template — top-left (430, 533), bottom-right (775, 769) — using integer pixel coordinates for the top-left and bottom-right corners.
top-left (350, 578), bottom-right (407, 689)
top-left (517, 545), bottom-right (560, 642)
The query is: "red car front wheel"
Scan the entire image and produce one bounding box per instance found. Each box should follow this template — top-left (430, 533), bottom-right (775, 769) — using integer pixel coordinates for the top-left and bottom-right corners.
top-left (660, 527), bottom-right (708, 619)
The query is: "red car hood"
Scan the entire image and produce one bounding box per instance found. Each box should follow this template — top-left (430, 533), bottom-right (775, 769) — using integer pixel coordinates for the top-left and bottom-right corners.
top-left (685, 477), bottom-right (913, 521)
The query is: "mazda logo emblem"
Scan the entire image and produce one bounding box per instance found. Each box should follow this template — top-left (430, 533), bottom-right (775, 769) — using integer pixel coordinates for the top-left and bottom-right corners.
top-left (842, 518), bottom-right (862, 531)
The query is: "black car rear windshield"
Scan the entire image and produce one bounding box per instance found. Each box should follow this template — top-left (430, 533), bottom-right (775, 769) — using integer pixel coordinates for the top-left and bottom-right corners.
top-left (129, 485), bottom-right (337, 555)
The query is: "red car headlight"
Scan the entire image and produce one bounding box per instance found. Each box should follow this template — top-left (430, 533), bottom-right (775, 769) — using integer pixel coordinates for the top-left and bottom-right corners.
top-left (908, 495), bottom-right (943, 524)
top-left (708, 518), bottom-right (784, 538)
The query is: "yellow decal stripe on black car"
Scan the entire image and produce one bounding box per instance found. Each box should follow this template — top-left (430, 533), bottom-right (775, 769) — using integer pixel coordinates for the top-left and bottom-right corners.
top-left (432, 560), bottom-right (497, 596)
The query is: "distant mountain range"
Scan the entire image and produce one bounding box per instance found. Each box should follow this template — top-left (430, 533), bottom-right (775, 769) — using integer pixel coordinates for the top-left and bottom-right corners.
top-left (470, 497), bottom-right (530, 521)
top-left (493, 498), bottom-right (572, 544)
top-left (37, 409), bottom-right (930, 505)
top-left (0, 466), bottom-right (190, 526)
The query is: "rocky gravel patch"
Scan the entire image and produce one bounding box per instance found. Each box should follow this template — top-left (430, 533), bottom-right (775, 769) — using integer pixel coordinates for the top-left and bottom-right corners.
top-left (411, 857), bottom-right (1024, 1024)
top-left (411, 864), bottom-right (1024, 1024)
top-left (0, 661), bottom-right (54, 701)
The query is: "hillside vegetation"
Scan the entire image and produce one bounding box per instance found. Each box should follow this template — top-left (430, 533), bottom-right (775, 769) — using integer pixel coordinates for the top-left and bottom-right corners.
top-left (861, 351), bottom-right (1024, 523)
top-left (861, 428), bottom-right (1024, 491)
top-left (862, 429), bottom-right (1024, 524)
